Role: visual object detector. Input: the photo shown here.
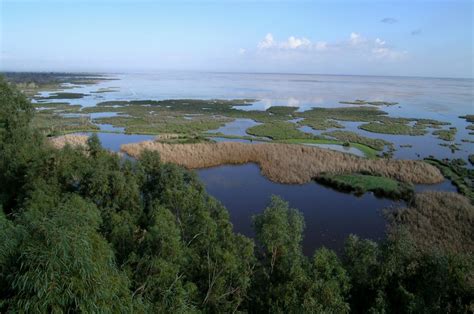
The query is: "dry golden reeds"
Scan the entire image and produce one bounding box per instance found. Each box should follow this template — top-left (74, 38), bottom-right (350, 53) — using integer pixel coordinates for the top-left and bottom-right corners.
top-left (388, 191), bottom-right (474, 254)
top-left (120, 141), bottom-right (444, 184)
top-left (49, 134), bottom-right (89, 149)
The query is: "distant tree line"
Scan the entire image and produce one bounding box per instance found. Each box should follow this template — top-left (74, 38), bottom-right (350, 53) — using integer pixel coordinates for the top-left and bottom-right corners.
top-left (0, 77), bottom-right (472, 313)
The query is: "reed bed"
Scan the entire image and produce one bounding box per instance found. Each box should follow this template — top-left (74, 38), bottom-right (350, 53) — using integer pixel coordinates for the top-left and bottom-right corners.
top-left (388, 192), bottom-right (474, 254)
top-left (121, 141), bottom-right (443, 184)
top-left (49, 134), bottom-right (89, 149)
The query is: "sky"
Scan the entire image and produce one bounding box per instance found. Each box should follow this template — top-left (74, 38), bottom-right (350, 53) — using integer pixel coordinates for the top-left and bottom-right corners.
top-left (0, 0), bottom-right (473, 78)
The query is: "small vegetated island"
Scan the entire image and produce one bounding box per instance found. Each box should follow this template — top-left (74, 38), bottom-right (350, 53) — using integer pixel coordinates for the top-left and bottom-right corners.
top-left (1, 74), bottom-right (473, 312)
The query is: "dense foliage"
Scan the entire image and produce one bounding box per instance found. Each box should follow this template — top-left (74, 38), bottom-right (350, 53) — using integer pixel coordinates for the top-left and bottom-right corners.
top-left (0, 78), bottom-right (472, 313)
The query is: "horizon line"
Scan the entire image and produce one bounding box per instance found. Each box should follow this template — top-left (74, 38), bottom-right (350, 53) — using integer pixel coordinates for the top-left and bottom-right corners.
top-left (1, 69), bottom-right (473, 81)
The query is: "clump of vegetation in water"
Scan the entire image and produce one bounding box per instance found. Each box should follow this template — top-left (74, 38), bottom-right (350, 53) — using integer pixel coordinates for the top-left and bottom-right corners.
top-left (246, 121), bottom-right (315, 140)
top-left (265, 106), bottom-right (298, 115)
top-left (298, 106), bottom-right (388, 122)
top-left (424, 157), bottom-right (474, 203)
top-left (438, 142), bottom-right (461, 153)
top-left (298, 117), bottom-right (344, 130)
top-left (36, 92), bottom-right (88, 100)
top-left (359, 120), bottom-right (427, 135)
top-left (322, 130), bottom-right (392, 151)
top-left (459, 114), bottom-right (474, 122)
top-left (90, 87), bottom-right (119, 93)
top-left (469, 154), bottom-right (474, 165)
top-left (315, 173), bottom-right (414, 200)
top-left (339, 99), bottom-right (398, 106)
top-left (1, 77), bottom-right (472, 313)
top-left (32, 111), bottom-right (99, 135)
top-left (459, 115), bottom-right (474, 134)
top-left (94, 114), bottom-right (232, 135)
top-left (34, 102), bottom-right (82, 114)
top-left (433, 127), bottom-right (457, 141)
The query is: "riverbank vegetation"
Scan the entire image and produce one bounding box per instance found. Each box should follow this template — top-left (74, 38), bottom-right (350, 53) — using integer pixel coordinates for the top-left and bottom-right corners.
top-left (1, 77), bottom-right (472, 312)
top-left (120, 141), bottom-right (443, 184)
top-left (425, 158), bottom-right (474, 203)
top-left (387, 191), bottom-right (474, 254)
top-left (316, 174), bottom-right (414, 200)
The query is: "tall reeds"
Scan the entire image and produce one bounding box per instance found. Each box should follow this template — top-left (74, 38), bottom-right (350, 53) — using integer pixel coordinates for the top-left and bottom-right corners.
top-left (121, 141), bottom-right (443, 184)
top-left (49, 134), bottom-right (89, 149)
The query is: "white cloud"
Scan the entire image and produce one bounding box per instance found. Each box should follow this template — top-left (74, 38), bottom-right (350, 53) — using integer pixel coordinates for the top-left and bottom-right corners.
top-left (238, 48), bottom-right (246, 55)
top-left (257, 34), bottom-right (326, 51)
top-left (282, 36), bottom-right (311, 49)
top-left (258, 33), bottom-right (275, 49)
top-left (375, 38), bottom-right (386, 46)
top-left (253, 32), bottom-right (406, 62)
top-left (350, 32), bottom-right (364, 45)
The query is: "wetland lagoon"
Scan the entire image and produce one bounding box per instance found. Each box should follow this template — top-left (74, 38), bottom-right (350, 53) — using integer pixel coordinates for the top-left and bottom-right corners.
top-left (7, 71), bottom-right (474, 253)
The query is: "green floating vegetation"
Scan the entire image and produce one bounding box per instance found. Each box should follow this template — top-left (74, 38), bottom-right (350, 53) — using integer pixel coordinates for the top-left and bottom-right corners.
top-left (246, 121), bottom-right (314, 140)
top-left (359, 120), bottom-right (427, 136)
top-left (433, 127), bottom-right (457, 141)
top-left (298, 118), bottom-right (344, 130)
top-left (266, 106), bottom-right (298, 115)
top-left (424, 158), bottom-right (474, 203)
top-left (90, 87), bottom-right (119, 93)
top-left (32, 112), bottom-right (99, 135)
top-left (95, 114), bottom-right (232, 135)
top-left (469, 154), bottom-right (474, 165)
top-left (413, 119), bottom-right (450, 130)
top-left (34, 102), bottom-right (82, 113)
top-left (400, 144), bottom-right (413, 148)
top-left (297, 106), bottom-right (388, 122)
top-left (339, 100), bottom-right (398, 106)
top-left (439, 143), bottom-right (460, 153)
top-left (36, 92), bottom-right (88, 100)
top-left (315, 173), bottom-right (414, 200)
top-left (459, 114), bottom-right (474, 123)
top-left (322, 130), bottom-right (392, 151)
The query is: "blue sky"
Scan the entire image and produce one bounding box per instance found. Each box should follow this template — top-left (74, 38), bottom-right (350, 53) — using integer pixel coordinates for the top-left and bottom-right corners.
top-left (1, 0), bottom-right (472, 78)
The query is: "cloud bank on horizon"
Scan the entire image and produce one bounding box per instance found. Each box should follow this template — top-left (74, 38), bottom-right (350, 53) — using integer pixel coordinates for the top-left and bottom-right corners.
top-left (0, 0), bottom-right (472, 78)
top-left (250, 32), bottom-right (406, 61)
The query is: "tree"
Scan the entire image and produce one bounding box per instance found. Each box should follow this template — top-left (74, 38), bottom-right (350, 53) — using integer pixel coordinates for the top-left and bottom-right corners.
top-left (0, 77), bottom-right (44, 212)
top-left (306, 247), bottom-right (351, 313)
top-left (251, 195), bottom-right (310, 313)
top-left (0, 194), bottom-right (136, 312)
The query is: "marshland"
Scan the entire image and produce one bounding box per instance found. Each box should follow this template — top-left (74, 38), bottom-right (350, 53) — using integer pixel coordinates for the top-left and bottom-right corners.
top-left (8, 72), bottom-right (473, 254)
top-left (2, 0), bottom-right (473, 311)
